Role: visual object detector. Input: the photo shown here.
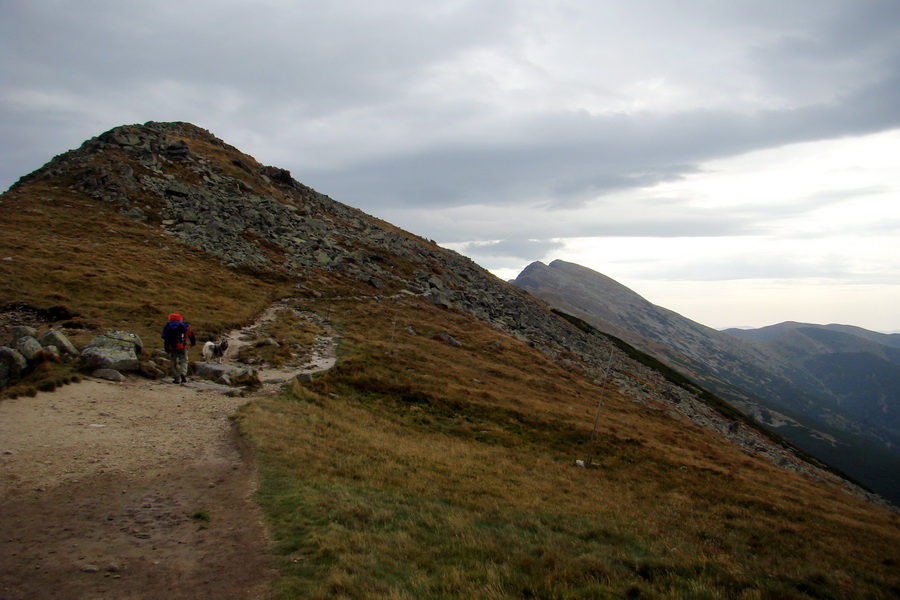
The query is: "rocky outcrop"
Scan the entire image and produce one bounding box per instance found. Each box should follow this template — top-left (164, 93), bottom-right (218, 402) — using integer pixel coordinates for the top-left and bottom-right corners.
top-left (4, 124), bottom-right (772, 421)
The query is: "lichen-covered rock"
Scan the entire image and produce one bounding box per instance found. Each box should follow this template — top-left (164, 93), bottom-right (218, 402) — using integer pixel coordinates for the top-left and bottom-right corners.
top-left (80, 330), bottom-right (143, 371)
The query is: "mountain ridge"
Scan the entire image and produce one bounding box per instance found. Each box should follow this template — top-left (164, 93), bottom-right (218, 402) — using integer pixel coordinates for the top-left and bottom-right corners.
top-left (512, 259), bottom-right (900, 504)
top-left (2, 122), bottom-right (899, 596)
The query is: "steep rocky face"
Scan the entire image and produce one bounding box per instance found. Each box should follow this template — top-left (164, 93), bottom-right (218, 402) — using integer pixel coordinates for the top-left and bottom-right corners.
top-left (512, 259), bottom-right (900, 504)
top-left (5, 121), bottom-right (880, 504)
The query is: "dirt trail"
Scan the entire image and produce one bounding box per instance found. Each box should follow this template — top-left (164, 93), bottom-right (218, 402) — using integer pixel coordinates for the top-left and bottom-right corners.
top-left (0, 306), bottom-right (336, 600)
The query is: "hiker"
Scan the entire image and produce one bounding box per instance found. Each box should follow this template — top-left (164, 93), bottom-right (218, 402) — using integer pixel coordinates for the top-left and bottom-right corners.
top-left (162, 312), bottom-right (196, 384)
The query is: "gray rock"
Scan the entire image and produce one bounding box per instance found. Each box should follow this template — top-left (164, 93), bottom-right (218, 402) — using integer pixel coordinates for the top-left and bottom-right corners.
top-left (192, 361), bottom-right (260, 387)
top-left (99, 130), bottom-right (143, 147)
top-left (15, 336), bottom-right (44, 361)
top-left (166, 181), bottom-right (191, 197)
top-left (81, 347), bottom-right (139, 372)
top-left (38, 329), bottom-right (78, 355)
top-left (41, 346), bottom-right (62, 362)
top-left (0, 347), bottom-right (28, 389)
top-left (95, 330), bottom-right (143, 353)
top-left (120, 206), bottom-right (146, 222)
top-left (179, 209), bottom-right (199, 223)
top-left (165, 140), bottom-right (189, 157)
top-left (80, 330), bottom-right (143, 371)
top-left (425, 289), bottom-right (454, 309)
top-left (92, 368), bottom-right (126, 382)
top-left (435, 332), bottom-right (463, 348)
top-left (9, 326), bottom-right (37, 346)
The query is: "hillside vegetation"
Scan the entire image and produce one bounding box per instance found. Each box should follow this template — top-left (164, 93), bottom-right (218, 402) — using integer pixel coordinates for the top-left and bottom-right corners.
top-left (513, 259), bottom-right (900, 506)
top-left (2, 123), bottom-right (899, 598)
top-left (238, 295), bottom-right (900, 599)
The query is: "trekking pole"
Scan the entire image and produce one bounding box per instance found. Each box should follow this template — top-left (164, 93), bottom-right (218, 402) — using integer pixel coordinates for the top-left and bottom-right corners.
top-left (581, 344), bottom-right (615, 468)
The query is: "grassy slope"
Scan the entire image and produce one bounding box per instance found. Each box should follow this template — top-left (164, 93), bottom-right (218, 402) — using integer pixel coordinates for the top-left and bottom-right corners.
top-left (0, 179), bottom-right (291, 347)
top-left (238, 295), bottom-right (900, 599)
top-left (3, 161), bottom-right (899, 599)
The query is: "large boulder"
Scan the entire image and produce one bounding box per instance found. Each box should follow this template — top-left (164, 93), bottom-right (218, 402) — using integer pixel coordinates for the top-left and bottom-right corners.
top-left (80, 330), bottom-right (143, 372)
top-left (37, 329), bottom-right (79, 356)
top-left (0, 347), bottom-right (29, 389)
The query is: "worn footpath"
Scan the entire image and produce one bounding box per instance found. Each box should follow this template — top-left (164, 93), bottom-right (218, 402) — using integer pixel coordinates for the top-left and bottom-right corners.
top-left (0, 305), bottom-right (337, 600)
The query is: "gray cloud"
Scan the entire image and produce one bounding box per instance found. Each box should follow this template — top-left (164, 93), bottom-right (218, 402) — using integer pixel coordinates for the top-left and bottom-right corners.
top-left (457, 238), bottom-right (566, 264)
top-left (4, 0), bottom-right (899, 329)
top-left (3, 0), bottom-right (900, 245)
top-left (307, 74), bottom-right (900, 219)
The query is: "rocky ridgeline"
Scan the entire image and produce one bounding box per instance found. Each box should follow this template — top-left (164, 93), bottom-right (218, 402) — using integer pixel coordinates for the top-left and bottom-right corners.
top-left (10, 122), bottom-right (872, 498)
top-left (10, 122), bottom-right (616, 364)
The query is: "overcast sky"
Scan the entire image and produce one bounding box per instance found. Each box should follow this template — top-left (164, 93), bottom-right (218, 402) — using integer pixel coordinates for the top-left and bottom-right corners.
top-left (3, 0), bottom-right (899, 332)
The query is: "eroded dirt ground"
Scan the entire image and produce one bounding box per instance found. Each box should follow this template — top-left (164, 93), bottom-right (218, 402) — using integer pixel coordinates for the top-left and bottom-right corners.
top-left (0, 377), bottom-right (275, 600)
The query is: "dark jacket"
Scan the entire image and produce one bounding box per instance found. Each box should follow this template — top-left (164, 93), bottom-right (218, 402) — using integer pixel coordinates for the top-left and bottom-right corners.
top-left (162, 320), bottom-right (196, 352)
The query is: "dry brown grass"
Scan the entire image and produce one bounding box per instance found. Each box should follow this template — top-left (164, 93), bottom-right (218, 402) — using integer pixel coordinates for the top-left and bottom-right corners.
top-left (238, 295), bottom-right (900, 599)
top-left (0, 180), bottom-right (291, 348)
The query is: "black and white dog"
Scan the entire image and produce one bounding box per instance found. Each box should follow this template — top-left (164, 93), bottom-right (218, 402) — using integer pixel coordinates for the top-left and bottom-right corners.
top-left (202, 338), bottom-right (229, 363)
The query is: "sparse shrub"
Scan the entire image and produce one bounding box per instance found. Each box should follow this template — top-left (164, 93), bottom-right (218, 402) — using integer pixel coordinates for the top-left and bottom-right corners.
top-left (37, 381), bottom-right (57, 393)
top-left (191, 510), bottom-right (210, 522)
top-left (1, 360), bottom-right (82, 399)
